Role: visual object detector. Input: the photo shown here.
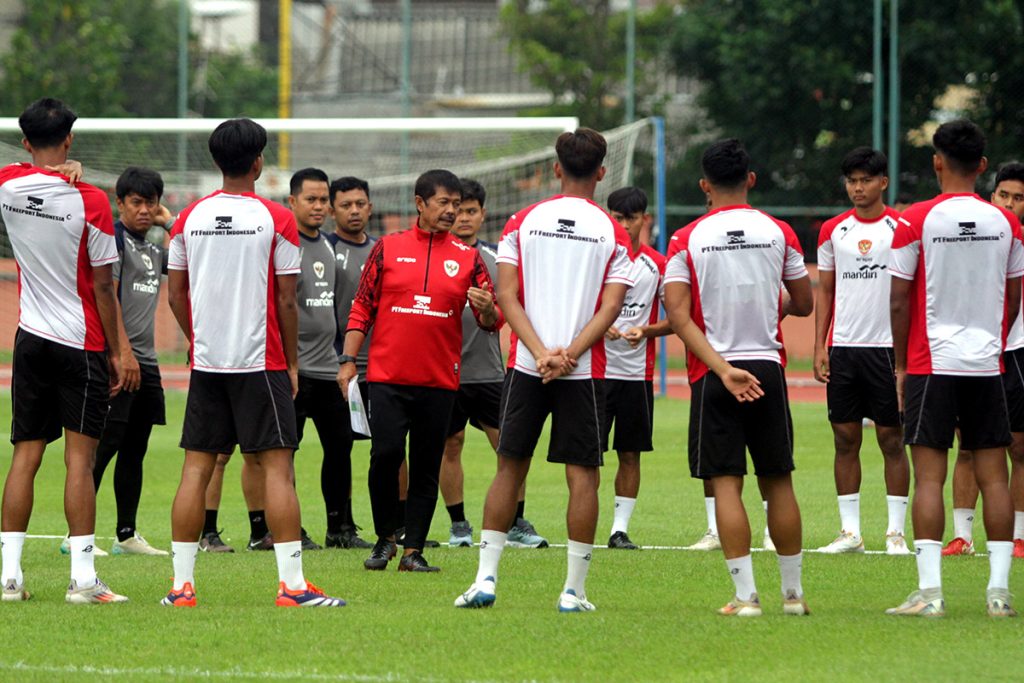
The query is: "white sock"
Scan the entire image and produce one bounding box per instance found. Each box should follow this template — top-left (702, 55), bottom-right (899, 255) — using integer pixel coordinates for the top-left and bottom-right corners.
top-left (886, 495), bottom-right (909, 534)
top-left (476, 530), bottom-right (507, 584)
top-left (952, 508), bottom-right (975, 542)
top-left (778, 552), bottom-right (803, 598)
top-left (171, 541), bottom-right (199, 590)
top-left (0, 531), bottom-right (26, 585)
top-left (987, 541), bottom-right (1013, 590)
top-left (725, 555), bottom-right (757, 601)
top-left (274, 540), bottom-right (306, 591)
top-left (1014, 511), bottom-right (1024, 540)
top-left (68, 534), bottom-right (98, 588)
top-left (762, 500), bottom-right (771, 540)
top-left (705, 497), bottom-right (718, 535)
top-left (564, 540), bottom-right (593, 596)
top-left (914, 539), bottom-right (942, 591)
top-left (837, 493), bottom-right (861, 537)
top-left (611, 496), bottom-right (636, 534)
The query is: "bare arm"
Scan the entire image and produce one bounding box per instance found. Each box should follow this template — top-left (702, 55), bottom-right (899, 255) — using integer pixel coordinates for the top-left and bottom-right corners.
top-left (111, 284), bottom-right (141, 392)
top-left (890, 275), bottom-right (912, 411)
top-left (623, 318), bottom-right (673, 348)
top-left (496, 262), bottom-right (550, 363)
top-left (813, 270), bottom-right (835, 383)
top-left (782, 275), bottom-right (813, 317)
top-left (565, 282), bottom-right (629, 364)
top-left (275, 273), bottom-right (299, 397)
top-left (93, 264), bottom-right (124, 394)
top-left (168, 269), bottom-right (191, 340)
top-left (1007, 277), bottom-right (1022, 334)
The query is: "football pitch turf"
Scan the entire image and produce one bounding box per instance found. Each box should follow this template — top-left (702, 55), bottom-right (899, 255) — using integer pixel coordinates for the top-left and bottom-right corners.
top-left (1, 392), bottom-right (1021, 682)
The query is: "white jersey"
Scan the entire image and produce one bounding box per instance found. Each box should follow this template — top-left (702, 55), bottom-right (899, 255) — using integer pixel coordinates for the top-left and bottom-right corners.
top-left (817, 207), bottom-right (899, 347)
top-left (168, 191), bottom-right (301, 373)
top-left (497, 194), bottom-right (634, 380)
top-left (605, 244), bottom-right (665, 381)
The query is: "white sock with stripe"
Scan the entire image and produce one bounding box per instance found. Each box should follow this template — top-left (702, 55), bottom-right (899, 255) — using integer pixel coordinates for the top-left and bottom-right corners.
top-left (68, 535), bottom-right (97, 588)
top-left (171, 541), bottom-right (199, 590)
top-left (274, 540), bottom-right (306, 591)
top-left (705, 497), bottom-right (718, 535)
top-left (611, 496), bottom-right (636, 535)
top-left (1, 531), bottom-right (25, 585)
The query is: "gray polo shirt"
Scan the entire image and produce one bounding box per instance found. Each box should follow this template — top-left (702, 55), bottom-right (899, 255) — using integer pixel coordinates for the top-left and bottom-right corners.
top-left (328, 232), bottom-right (376, 375)
top-left (459, 239), bottom-right (504, 384)
top-left (298, 231), bottom-right (342, 380)
top-left (114, 221), bottom-right (165, 366)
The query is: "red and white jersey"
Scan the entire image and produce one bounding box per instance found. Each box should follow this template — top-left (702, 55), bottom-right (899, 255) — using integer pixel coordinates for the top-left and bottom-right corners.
top-left (817, 207), bottom-right (900, 347)
top-left (605, 243), bottom-right (665, 380)
top-left (890, 193), bottom-right (1024, 376)
top-left (168, 191), bottom-right (300, 373)
top-left (1007, 301), bottom-right (1024, 352)
top-left (663, 205), bottom-right (808, 384)
top-left (497, 194), bottom-right (634, 380)
top-left (0, 163), bottom-right (117, 351)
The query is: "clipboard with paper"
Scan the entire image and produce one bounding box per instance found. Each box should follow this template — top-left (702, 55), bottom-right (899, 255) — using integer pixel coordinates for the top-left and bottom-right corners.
top-left (348, 377), bottom-right (371, 437)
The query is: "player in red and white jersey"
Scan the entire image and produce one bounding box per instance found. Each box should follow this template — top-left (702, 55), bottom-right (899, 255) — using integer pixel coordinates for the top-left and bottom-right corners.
top-left (887, 120), bottom-right (1023, 618)
top-left (663, 139), bottom-right (813, 617)
top-left (601, 187), bottom-right (669, 550)
top-left (164, 119), bottom-right (344, 608)
top-left (813, 147), bottom-right (911, 556)
top-left (0, 98), bottom-right (130, 605)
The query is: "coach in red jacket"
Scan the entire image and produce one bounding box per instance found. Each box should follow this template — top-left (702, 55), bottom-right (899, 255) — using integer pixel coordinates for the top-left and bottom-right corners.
top-left (339, 169), bottom-right (500, 572)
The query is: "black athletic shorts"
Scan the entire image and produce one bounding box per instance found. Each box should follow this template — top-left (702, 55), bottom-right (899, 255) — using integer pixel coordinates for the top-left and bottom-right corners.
top-left (447, 380), bottom-right (503, 437)
top-left (688, 360), bottom-right (794, 479)
top-left (1003, 349), bottom-right (1024, 433)
top-left (826, 346), bottom-right (900, 426)
top-left (11, 329), bottom-right (110, 443)
top-left (903, 373), bottom-right (1010, 450)
top-left (180, 369), bottom-right (298, 453)
top-left (107, 361), bottom-right (166, 426)
top-left (496, 369), bottom-right (605, 467)
top-left (601, 379), bottom-right (654, 453)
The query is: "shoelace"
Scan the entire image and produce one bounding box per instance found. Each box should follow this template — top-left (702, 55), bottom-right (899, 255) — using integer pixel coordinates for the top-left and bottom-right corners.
top-left (517, 520), bottom-right (538, 535)
top-left (304, 582), bottom-right (326, 597)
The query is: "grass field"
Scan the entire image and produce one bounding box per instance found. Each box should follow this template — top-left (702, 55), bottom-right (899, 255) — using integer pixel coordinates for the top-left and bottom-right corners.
top-left (2, 391), bottom-right (1022, 682)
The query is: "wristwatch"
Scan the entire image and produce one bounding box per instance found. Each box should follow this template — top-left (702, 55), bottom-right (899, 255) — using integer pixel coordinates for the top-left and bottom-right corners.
top-left (338, 354), bottom-right (357, 365)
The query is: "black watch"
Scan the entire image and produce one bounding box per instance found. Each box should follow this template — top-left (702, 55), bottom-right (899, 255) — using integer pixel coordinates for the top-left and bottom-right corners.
top-left (338, 354), bottom-right (357, 365)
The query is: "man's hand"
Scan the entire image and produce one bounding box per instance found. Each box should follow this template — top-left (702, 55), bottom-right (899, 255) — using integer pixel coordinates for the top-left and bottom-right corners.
top-left (813, 346), bottom-right (830, 384)
top-left (536, 347), bottom-right (576, 383)
top-left (895, 369), bottom-right (906, 413)
top-left (623, 326), bottom-right (645, 348)
top-left (45, 159), bottom-right (83, 184)
top-left (288, 366), bottom-right (299, 398)
top-left (337, 362), bottom-right (357, 400)
top-left (120, 350), bottom-right (141, 393)
top-left (154, 203), bottom-right (174, 229)
top-left (605, 326), bottom-right (622, 341)
top-left (719, 367), bottom-right (764, 402)
top-left (108, 352), bottom-right (124, 397)
top-left (467, 286), bottom-right (495, 317)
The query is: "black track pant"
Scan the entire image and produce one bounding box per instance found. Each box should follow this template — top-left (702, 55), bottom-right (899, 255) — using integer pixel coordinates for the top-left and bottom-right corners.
top-left (93, 419), bottom-right (154, 539)
top-left (295, 376), bottom-right (354, 531)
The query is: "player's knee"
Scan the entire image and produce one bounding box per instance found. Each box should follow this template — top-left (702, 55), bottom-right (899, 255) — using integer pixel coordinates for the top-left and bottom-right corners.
top-left (877, 429), bottom-right (906, 461)
top-left (215, 452), bottom-right (232, 469)
top-left (616, 451), bottom-right (641, 470)
top-left (832, 425), bottom-right (861, 457)
top-left (956, 448), bottom-right (975, 464)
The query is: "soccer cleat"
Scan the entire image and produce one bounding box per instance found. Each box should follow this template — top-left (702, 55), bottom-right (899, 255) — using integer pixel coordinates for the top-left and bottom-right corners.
top-left (2, 579), bottom-right (30, 602)
top-left (275, 581), bottom-right (346, 607)
top-left (885, 532), bottom-right (912, 556)
top-left (65, 578), bottom-right (128, 604)
top-left (507, 518), bottom-right (549, 548)
top-left (160, 582), bottom-right (197, 607)
top-left (398, 550), bottom-right (440, 572)
top-left (199, 529), bottom-right (235, 553)
top-left (449, 520), bottom-right (474, 548)
top-left (686, 529), bottom-right (722, 551)
top-left (325, 525), bottom-right (373, 549)
top-left (112, 532), bottom-right (169, 556)
top-left (454, 577), bottom-right (496, 608)
top-left (364, 537), bottom-right (397, 570)
top-left (247, 532), bottom-right (274, 551)
top-left (763, 530), bottom-right (776, 552)
top-left (557, 588), bottom-right (596, 612)
top-left (817, 531), bottom-right (865, 554)
top-left (59, 536), bottom-right (108, 556)
top-left (608, 531), bottom-right (639, 550)
top-left (886, 588), bottom-right (945, 617)
top-left (941, 537), bottom-right (974, 556)
top-left (987, 588), bottom-right (1018, 617)
top-left (300, 529), bottom-right (322, 551)
top-left (1014, 539), bottom-right (1024, 559)
top-left (782, 590), bottom-right (810, 616)
top-left (718, 594), bottom-right (762, 617)
top-left (395, 526), bottom-right (441, 548)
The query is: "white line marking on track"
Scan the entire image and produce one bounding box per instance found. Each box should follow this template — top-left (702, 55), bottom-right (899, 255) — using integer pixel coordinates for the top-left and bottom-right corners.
top-left (0, 662), bottom-right (445, 682)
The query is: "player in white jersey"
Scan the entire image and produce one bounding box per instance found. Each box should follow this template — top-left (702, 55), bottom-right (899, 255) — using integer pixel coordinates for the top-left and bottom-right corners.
top-left (163, 119), bottom-right (344, 608)
top-left (887, 120), bottom-right (1023, 617)
top-left (814, 147), bottom-right (911, 555)
top-left (945, 161), bottom-right (1024, 559)
top-left (602, 187), bottom-right (668, 549)
top-left (664, 139), bottom-right (813, 617)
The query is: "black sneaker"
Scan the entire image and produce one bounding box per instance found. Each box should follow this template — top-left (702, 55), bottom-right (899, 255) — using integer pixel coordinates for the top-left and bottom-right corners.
top-left (608, 531), bottom-right (639, 550)
top-left (364, 538), bottom-right (397, 570)
top-left (398, 550), bottom-right (440, 572)
top-left (395, 526), bottom-right (442, 548)
top-left (247, 532), bottom-right (274, 551)
top-left (199, 529), bottom-right (235, 553)
top-left (325, 525), bottom-right (373, 549)
top-left (300, 528), bottom-right (322, 551)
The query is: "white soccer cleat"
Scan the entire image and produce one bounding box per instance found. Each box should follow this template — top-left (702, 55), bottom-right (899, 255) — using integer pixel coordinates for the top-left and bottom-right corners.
top-left (65, 578), bottom-right (129, 604)
top-left (987, 588), bottom-right (1018, 618)
top-left (782, 590), bottom-right (810, 616)
top-left (454, 577), bottom-right (496, 609)
top-left (59, 536), bottom-right (109, 557)
top-left (817, 531), bottom-right (864, 554)
top-left (686, 529), bottom-right (722, 551)
top-left (718, 593), bottom-right (762, 617)
top-left (557, 589), bottom-right (596, 613)
top-left (2, 579), bottom-right (30, 602)
top-left (763, 530), bottom-right (776, 552)
top-left (885, 588), bottom-right (944, 617)
top-left (111, 532), bottom-right (169, 556)
top-left (885, 532), bottom-right (912, 556)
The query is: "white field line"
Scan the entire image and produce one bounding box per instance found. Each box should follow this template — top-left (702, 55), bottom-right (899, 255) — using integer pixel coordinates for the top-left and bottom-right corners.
top-left (0, 661), bottom-right (448, 682)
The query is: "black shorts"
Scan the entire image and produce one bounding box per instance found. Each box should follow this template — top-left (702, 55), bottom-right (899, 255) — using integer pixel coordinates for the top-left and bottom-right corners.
top-left (11, 329), bottom-right (109, 443)
top-left (826, 346), bottom-right (900, 426)
top-left (601, 379), bottom-right (654, 453)
top-left (1003, 349), bottom-right (1024, 433)
top-left (447, 381), bottom-right (503, 437)
top-left (688, 360), bottom-right (794, 479)
top-left (496, 369), bottom-right (605, 467)
top-left (180, 370), bottom-right (298, 453)
top-left (107, 362), bottom-right (166, 426)
top-left (903, 373), bottom-right (1010, 450)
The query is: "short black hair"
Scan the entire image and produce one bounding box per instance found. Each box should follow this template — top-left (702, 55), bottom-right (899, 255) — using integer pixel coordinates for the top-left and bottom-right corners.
top-left (415, 169), bottom-right (462, 203)
top-left (115, 167), bottom-right (164, 201)
top-left (607, 187), bottom-right (648, 216)
top-left (208, 118), bottom-right (267, 177)
top-left (290, 167), bottom-right (329, 196)
top-left (995, 161), bottom-right (1024, 188)
top-left (459, 178), bottom-right (486, 207)
top-left (933, 119), bottom-right (986, 176)
top-left (701, 138), bottom-right (750, 189)
top-left (841, 147), bottom-right (888, 177)
top-left (555, 128), bottom-right (607, 179)
top-left (329, 176), bottom-right (370, 203)
top-left (19, 98), bottom-right (77, 149)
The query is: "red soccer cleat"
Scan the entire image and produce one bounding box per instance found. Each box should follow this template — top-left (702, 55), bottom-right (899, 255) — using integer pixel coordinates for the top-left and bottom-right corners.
top-left (160, 581), bottom-right (197, 607)
top-left (1013, 539), bottom-right (1024, 559)
top-left (275, 581), bottom-right (346, 607)
top-left (941, 537), bottom-right (974, 556)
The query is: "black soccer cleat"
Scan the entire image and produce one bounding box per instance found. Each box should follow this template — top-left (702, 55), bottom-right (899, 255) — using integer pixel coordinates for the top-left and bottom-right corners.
top-left (247, 532), bottom-right (274, 551)
top-left (398, 550), bottom-right (440, 573)
top-left (325, 525), bottom-right (373, 549)
top-left (364, 538), bottom-right (398, 570)
top-left (608, 531), bottom-right (640, 550)
top-left (300, 528), bottom-right (322, 551)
